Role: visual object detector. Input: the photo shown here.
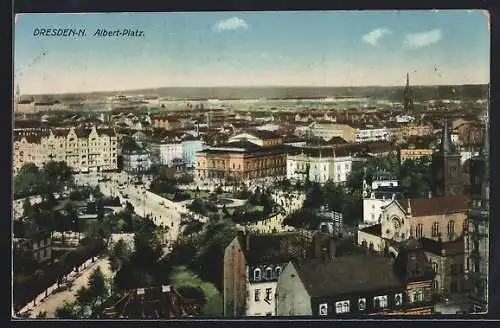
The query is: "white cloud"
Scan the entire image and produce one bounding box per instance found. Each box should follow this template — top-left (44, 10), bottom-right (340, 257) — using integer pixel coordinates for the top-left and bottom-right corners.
top-left (213, 17), bottom-right (248, 32)
top-left (362, 28), bottom-right (392, 46)
top-left (404, 29), bottom-right (442, 48)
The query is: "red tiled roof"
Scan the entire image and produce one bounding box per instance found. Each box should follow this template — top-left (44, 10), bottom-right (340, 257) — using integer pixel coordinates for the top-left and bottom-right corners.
top-left (396, 196), bottom-right (468, 217)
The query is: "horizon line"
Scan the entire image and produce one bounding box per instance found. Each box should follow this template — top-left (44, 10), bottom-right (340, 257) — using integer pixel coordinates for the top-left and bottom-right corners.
top-left (22, 82), bottom-right (490, 97)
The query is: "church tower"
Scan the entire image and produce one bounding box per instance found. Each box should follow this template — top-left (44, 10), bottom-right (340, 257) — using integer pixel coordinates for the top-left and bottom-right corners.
top-left (431, 116), bottom-right (463, 197)
top-left (403, 73), bottom-right (414, 113)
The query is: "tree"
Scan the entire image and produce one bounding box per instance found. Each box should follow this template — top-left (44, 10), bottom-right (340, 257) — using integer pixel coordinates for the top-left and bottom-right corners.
top-left (75, 266), bottom-right (108, 315)
top-left (55, 301), bottom-right (79, 319)
top-left (303, 183), bottom-right (324, 209)
top-left (133, 218), bottom-right (162, 267)
top-left (22, 197), bottom-right (34, 218)
top-left (14, 163), bottom-right (42, 198)
top-left (109, 239), bottom-right (132, 272)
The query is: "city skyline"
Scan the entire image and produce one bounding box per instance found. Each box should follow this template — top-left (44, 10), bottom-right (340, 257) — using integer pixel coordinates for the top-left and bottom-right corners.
top-left (14, 10), bottom-right (490, 94)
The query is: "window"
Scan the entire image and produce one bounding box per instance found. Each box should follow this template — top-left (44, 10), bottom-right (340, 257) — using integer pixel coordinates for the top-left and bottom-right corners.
top-left (319, 303), bottom-right (328, 316)
top-left (410, 225), bottom-right (414, 237)
top-left (463, 219), bottom-right (469, 234)
top-left (412, 289), bottom-right (423, 303)
top-left (395, 293), bottom-right (403, 306)
top-left (265, 288), bottom-right (272, 301)
top-left (265, 267), bottom-right (273, 280)
top-left (432, 262), bottom-right (438, 272)
top-left (335, 301), bottom-right (350, 314)
top-left (433, 280), bottom-right (439, 292)
top-left (275, 266), bottom-right (282, 277)
top-left (358, 298), bottom-right (366, 311)
top-left (432, 222), bottom-right (440, 237)
top-left (373, 295), bottom-right (388, 309)
top-left (447, 220), bottom-right (455, 239)
top-left (416, 224), bottom-right (423, 239)
top-left (254, 268), bottom-right (261, 281)
top-left (254, 289), bottom-right (261, 302)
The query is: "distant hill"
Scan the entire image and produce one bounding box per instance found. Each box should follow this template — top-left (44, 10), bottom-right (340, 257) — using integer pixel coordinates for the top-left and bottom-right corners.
top-left (29, 84), bottom-right (489, 102)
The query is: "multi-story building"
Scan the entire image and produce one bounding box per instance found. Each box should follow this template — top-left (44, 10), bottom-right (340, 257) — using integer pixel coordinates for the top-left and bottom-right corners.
top-left (223, 231), bottom-right (313, 317)
top-left (286, 148), bottom-right (353, 185)
top-left (13, 220), bottom-right (53, 263)
top-left (464, 112), bottom-right (489, 313)
top-left (276, 245), bottom-right (436, 317)
top-left (371, 171), bottom-right (399, 190)
top-left (309, 123), bottom-right (356, 143)
top-left (195, 141), bottom-right (288, 183)
top-left (400, 146), bottom-right (435, 164)
top-left (355, 126), bottom-right (392, 143)
top-left (122, 147), bottom-right (152, 174)
top-left (150, 141), bottom-right (183, 167)
top-left (181, 135), bottom-right (205, 168)
top-left (151, 114), bottom-right (170, 129)
top-left (13, 126), bottom-right (118, 175)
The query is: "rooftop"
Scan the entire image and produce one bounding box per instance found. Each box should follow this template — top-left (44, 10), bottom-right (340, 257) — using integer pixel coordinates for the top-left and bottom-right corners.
top-left (296, 255), bottom-right (402, 298)
top-left (396, 195), bottom-right (468, 217)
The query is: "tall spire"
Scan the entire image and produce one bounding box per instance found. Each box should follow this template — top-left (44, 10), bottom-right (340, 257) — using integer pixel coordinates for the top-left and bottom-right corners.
top-left (439, 116), bottom-right (455, 154)
top-left (403, 72), bottom-right (413, 113)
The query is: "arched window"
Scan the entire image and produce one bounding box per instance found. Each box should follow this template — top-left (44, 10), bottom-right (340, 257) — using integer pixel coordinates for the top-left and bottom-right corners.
top-left (275, 266), bottom-right (282, 277)
top-left (358, 298), bottom-right (366, 311)
top-left (416, 224), bottom-right (423, 239)
top-left (369, 243), bottom-right (374, 251)
top-left (463, 219), bottom-right (469, 234)
top-left (432, 222), bottom-right (440, 237)
top-left (335, 302), bottom-right (342, 314)
top-left (361, 240), bottom-right (368, 248)
top-left (342, 302), bottom-right (350, 313)
top-left (447, 220), bottom-right (455, 240)
top-left (395, 293), bottom-right (402, 306)
top-left (433, 280), bottom-right (439, 292)
top-left (374, 298), bottom-right (381, 309)
top-left (319, 303), bottom-right (328, 316)
top-left (254, 268), bottom-right (261, 281)
top-left (265, 267), bottom-right (273, 280)
top-left (432, 262), bottom-right (438, 272)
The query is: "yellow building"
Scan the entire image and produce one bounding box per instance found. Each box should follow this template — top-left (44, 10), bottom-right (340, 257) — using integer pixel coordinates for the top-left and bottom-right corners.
top-left (400, 147), bottom-right (435, 163)
top-left (13, 126), bottom-right (118, 175)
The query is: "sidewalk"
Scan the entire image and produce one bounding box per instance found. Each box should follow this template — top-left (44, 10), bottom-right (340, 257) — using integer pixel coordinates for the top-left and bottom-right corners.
top-left (26, 258), bottom-right (112, 318)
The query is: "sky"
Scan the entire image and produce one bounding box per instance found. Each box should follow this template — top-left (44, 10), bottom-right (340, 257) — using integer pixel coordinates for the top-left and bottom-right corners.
top-left (14, 10), bottom-right (490, 94)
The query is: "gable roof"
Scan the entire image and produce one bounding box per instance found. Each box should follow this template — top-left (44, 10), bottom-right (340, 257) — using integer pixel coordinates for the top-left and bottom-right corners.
top-left (396, 196), bottom-right (468, 217)
top-left (296, 255), bottom-right (403, 298)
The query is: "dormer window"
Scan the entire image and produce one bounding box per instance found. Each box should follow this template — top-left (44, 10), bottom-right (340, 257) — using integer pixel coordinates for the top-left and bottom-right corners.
top-left (319, 303), bottom-right (328, 316)
top-left (254, 268), bottom-right (262, 281)
top-left (265, 267), bottom-right (273, 279)
top-left (358, 298), bottom-right (366, 311)
top-left (395, 293), bottom-right (403, 306)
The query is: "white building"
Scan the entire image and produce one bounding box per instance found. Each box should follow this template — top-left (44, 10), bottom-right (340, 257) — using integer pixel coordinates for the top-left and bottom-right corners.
top-left (362, 191), bottom-right (402, 227)
top-left (286, 149), bottom-right (353, 185)
top-left (151, 141), bottom-right (183, 166)
top-left (317, 206), bottom-right (343, 235)
top-left (355, 127), bottom-right (392, 143)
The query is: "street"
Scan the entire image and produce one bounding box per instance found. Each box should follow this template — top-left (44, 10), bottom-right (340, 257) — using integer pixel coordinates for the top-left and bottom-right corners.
top-left (29, 257), bottom-right (112, 318)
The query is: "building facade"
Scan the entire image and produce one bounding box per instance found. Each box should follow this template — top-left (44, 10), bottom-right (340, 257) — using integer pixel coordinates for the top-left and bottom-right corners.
top-left (310, 123), bottom-right (356, 143)
top-left (464, 112), bottom-right (489, 313)
top-left (13, 126), bottom-right (118, 175)
top-left (182, 137), bottom-right (205, 168)
top-left (195, 141), bottom-right (288, 183)
top-left (400, 147), bottom-right (434, 164)
top-left (150, 141), bottom-right (183, 166)
top-left (286, 148), bottom-right (353, 185)
top-left (122, 148), bottom-right (152, 173)
top-left (355, 127), bottom-right (392, 143)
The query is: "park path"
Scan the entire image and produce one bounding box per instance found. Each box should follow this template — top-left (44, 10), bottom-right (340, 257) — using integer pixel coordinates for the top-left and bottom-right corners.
top-left (29, 257), bottom-right (112, 318)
